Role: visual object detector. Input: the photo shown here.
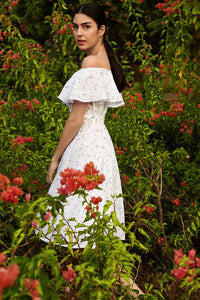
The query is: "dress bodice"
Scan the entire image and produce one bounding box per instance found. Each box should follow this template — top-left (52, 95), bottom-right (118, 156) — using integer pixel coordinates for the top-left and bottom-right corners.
top-left (84, 101), bottom-right (107, 121)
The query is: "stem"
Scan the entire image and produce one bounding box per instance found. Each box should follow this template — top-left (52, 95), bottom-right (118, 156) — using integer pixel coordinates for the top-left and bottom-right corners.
top-left (179, 213), bottom-right (187, 242)
top-left (157, 160), bottom-right (168, 248)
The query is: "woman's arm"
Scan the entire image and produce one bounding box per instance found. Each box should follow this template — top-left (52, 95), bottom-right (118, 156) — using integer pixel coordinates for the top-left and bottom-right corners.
top-left (46, 100), bottom-right (88, 184)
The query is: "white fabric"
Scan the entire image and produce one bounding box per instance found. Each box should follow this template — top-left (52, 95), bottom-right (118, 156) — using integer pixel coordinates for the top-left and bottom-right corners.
top-left (40, 68), bottom-right (125, 248)
top-left (58, 67), bottom-right (124, 108)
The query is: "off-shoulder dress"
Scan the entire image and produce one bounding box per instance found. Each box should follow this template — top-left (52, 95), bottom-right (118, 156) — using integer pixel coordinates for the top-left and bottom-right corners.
top-left (41, 68), bottom-right (125, 247)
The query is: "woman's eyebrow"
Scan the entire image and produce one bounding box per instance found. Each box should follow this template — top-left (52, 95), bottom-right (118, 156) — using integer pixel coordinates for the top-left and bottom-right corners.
top-left (72, 22), bottom-right (92, 26)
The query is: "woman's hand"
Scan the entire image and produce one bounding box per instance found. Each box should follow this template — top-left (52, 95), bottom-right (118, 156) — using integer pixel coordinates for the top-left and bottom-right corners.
top-left (46, 159), bottom-right (59, 184)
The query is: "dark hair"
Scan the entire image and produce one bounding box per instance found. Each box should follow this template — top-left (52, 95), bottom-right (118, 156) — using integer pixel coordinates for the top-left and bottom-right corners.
top-left (73, 2), bottom-right (127, 92)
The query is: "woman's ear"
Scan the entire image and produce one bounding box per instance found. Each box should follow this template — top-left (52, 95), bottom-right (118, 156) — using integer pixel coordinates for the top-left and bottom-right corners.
top-left (99, 25), bottom-right (106, 37)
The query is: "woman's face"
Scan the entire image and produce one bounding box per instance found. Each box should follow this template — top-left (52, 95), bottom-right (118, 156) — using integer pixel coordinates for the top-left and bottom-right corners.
top-left (72, 13), bottom-right (105, 55)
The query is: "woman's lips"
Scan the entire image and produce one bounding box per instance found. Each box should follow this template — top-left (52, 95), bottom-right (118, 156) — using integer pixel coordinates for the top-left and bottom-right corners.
top-left (78, 40), bottom-right (86, 45)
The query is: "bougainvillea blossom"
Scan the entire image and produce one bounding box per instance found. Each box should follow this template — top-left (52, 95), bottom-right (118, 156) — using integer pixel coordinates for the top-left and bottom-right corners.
top-left (24, 278), bottom-right (40, 299)
top-left (0, 263), bottom-right (20, 299)
top-left (62, 267), bottom-right (76, 283)
top-left (58, 162), bottom-right (105, 196)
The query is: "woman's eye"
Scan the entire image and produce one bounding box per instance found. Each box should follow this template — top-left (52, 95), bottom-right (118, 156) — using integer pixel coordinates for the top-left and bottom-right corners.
top-left (84, 25), bottom-right (90, 29)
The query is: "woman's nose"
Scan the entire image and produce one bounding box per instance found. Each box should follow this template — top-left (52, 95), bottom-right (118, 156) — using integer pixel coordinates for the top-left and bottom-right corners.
top-left (77, 27), bottom-right (83, 36)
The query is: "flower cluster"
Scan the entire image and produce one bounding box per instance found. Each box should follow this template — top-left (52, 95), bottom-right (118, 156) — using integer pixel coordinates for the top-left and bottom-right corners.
top-left (173, 198), bottom-right (180, 206)
top-left (12, 135), bottom-right (33, 145)
top-left (0, 174), bottom-right (24, 204)
top-left (13, 98), bottom-right (40, 111)
top-left (145, 206), bottom-right (155, 213)
top-left (24, 278), bottom-right (41, 300)
top-left (0, 174), bottom-right (10, 191)
top-left (7, 0), bottom-right (18, 11)
top-left (11, 163), bottom-right (28, 177)
top-left (58, 162), bottom-right (105, 196)
top-left (51, 11), bottom-right (70, 35)
top-left (158, 237), bottom-right (166, 246)
top-left (172, 249), bottom-right (200, 282)
top-left (86, 196), bottom-right (103, 218)
top-left (62, 267), bottom-right (77, 283)
top-left (180, 119), bottom-right (194, 134)
top-left (122, 174), bottom-right (129, 183)
top-left (155, 0), bottom-right (180, 17)
top-left (126, 92), bottom-right (144, 110)
top-left (2, 50), bottom-right (20, 71)
top-left (115, 146), bottom-right (128, 155)
top-left (34, 83), bottom-right (47, 93)
top-left (0, 253), bottom-right (20, 299)
top-left (139, 66), bottom-right (151, 76)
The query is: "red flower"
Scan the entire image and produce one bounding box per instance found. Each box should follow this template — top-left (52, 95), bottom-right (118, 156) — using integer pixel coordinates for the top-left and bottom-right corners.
top-left (91, 196), bottom-right (102, 205)
top-left (0, 263), bottom-right (20, 297)
top-left (180, 181), bottom-right (187, 186)
top-left (86, 205), bottom-right (91, 212)
top-left (0, 174), bottom-right (10, 190)
top-left (62, 267), bottom-right (76, 283)
top-left (174, 248), bottom-right (184, 265)
top-left (188, 249), bottom-right (196, 261)
top-left (13, 177), bottom-right (23, 186)
top-left (145, 206), bottom-right (155, 213)
top-left (32, 220), bottom-right (38, 229)
top-left (58, 163), bottom-right (105, 195)
top-left (24, 278), bottom-right (39, 298)
top-left (91, 212), bottom-right (96, 218)
top-left (44, 211), bottom-right (52, 221)
top-left (172, 198), bottom-right (180, 206)
top-left (172, 267), bottom-right (188, 280)
top-left (195, 257), bottom-right (200, 268)
top-left (25, 193), bottom-right (31, 201)
top-left (0, 253), bottom-right (7, 264)
top-left (1, 185), bottom-right (24, 204)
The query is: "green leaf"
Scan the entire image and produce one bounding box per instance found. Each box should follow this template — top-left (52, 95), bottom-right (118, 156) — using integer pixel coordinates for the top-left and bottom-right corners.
top-left (192, 3), bottom-right (200, 15)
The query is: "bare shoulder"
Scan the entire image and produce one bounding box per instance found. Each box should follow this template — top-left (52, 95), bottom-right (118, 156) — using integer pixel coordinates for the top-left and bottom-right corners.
top-left (81, 55), bottom-right (110, 69)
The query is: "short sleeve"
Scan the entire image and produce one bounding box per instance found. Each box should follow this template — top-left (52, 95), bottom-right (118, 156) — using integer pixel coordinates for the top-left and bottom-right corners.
top-left (58, 68), bottom-right (125, 108)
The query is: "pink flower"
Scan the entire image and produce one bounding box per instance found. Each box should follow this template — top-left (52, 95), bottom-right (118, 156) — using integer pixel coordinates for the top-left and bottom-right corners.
top-left (186, 249), bottom-right (196, 268)
top-left (188, 249), bottom-right (196, 261)
top-left (91, 212), bottom-right (96, 218)
top-left (24, 278), bottom-right (39, 298)
top-left (0, 263), bottom-right (20, 296)
top-left (172, 198), bottom-right (180, 206)
top-left (172, 267), bottom-right (188, 280)
top-left (145, 206), bottom-right (155, 213)
top-left (62, 267), bottom-right (76, 282)
top-left (0, 253), bottom-right (7, 264)
top-left (174, 248), bottom-right (184, 265)
top-left (86, 205), bottom-right (91, 212)
top-left (25, 193), bottom-right (31, 201)
top-left (195, 257), bottom-right (200, 267)
top-left (44, 211), bottom-right (52, 221)
top-left (32, 220), bottom-right (38, 229)
top-left (91, 196), bottom-right (102, 205)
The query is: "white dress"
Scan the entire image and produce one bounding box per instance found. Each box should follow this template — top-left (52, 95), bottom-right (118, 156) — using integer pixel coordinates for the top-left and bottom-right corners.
top-left (40, 67), bottom-right (125, 248)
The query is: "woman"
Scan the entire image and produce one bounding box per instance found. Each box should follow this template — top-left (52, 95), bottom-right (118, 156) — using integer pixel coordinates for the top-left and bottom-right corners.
top-left (43, 2), bottom-right (143, 296)
top-left (44, 2), bottom-right (126, 246)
